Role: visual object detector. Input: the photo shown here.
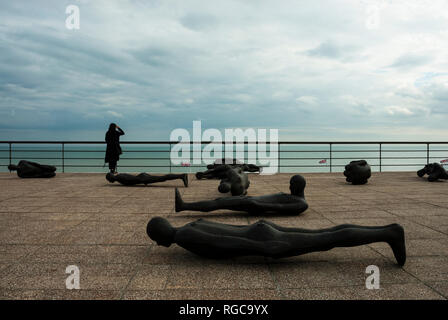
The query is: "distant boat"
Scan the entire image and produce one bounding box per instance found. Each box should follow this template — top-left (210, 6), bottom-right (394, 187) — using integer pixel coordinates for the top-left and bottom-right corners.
top-left (440, 159), bottom-right (448, 163)
top-left (319, 159), bottom-right (327, 164)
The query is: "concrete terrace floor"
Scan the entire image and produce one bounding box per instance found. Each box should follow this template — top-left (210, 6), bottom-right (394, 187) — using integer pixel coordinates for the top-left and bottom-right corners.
top-left (0, 172), bottom-right (447, 300)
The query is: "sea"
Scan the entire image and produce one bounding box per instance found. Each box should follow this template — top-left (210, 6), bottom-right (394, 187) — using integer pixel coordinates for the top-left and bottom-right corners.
top-left (1, 142), bottom-right (447, 174)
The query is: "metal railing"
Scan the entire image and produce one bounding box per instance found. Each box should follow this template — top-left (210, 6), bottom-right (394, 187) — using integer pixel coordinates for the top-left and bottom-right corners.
top-left (0, 141), bottom-right (447, 173)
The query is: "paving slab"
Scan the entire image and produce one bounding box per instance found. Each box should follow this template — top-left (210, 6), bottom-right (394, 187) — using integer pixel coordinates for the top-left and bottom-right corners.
top-left (1, 172), bottom-right (447, 300)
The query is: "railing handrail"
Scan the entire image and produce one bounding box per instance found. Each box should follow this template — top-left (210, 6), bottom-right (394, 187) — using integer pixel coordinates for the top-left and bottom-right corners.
top-left (1, 141), bottom-right (448, 144)
top-left (1, 141), bottom-right (447, 174)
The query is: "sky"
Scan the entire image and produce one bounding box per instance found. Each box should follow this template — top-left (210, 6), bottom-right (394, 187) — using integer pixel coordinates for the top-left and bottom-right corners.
top-left (0, 0), bottom-right (447, 141)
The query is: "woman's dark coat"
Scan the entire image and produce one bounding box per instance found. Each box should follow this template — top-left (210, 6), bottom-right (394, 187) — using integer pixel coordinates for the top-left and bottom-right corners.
top-left (105, 128), bottom-right (124, 164)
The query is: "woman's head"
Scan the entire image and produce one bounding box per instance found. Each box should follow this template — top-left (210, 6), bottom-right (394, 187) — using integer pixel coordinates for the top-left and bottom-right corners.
top-left (108, 123), bottom-right (117, 131)
top-left (289, 174), bottom-right (306, 197)
top-left (146, 217), bottom-right (176, 247)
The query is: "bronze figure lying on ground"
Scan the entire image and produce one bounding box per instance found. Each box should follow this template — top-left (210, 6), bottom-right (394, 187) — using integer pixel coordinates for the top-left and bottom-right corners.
top-left (106, 172), bottom-right (188, 187)
top-left (146, 217), bottom-right (406, 266)
top-left (8, 160), bottom-right (56, 178)
top-left (417, 163), bottom-right (448, 182)
top-left (175, 175), bottom-right (308, 216)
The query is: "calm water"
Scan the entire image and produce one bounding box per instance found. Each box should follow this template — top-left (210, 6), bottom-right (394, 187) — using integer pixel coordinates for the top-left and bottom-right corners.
top-left (1, 143), bottom-right (447, 173)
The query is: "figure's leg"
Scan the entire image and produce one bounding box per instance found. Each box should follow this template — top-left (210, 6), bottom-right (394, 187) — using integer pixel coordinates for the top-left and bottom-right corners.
top-left (279, 224), bottom-right (406, 266)
top-left (259, 220), bottom-right (391, 234)
top-left (175, 188), bottom-right (252, 213)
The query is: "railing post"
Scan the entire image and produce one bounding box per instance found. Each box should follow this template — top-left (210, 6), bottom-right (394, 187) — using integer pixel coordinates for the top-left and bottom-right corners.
top-left (9, 142), bottom-right (12, 166)
top-left (427, 143), bottom-right (430, 164)
top-left (379, 143), bottom-right (382, 172)
top-left (169, 142), bottom-right (172, 173)
top-left (278, 142), bottom-right (280, 174)
top-left (329, 143), bottom-right (332, 173)
top-left (62, 143), bottom-right (65, 173)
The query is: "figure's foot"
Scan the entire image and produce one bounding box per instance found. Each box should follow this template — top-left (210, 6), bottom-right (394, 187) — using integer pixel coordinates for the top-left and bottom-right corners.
top-left (175, 188), bottom-right (184, 212)
top-left (182, 174), bottom-right (189, 187)
top-left (388, 224), bottom-right (406, 266)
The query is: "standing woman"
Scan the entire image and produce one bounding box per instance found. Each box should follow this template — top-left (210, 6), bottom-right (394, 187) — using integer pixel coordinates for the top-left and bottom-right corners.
top-left (105, 123), bottom-right (125, 174)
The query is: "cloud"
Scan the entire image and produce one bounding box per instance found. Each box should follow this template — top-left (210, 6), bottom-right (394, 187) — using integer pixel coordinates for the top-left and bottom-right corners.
top-left (106, 110), bottom-right (124, 118)
top-left (0, 0), bottom-right (447, 141)
top-left (306, 41), bottom-right (346, 59)
top-left (296, 96), bottom-right (318, 105)
top-left (385, 106), bottom-right (414, 116)
top-left (388, 54), bottom-right (432, 70)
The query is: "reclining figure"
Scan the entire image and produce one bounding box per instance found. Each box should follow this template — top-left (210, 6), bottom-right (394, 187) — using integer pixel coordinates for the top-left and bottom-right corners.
top-left (106, 172), bottom-right (188, 187)
top-left (344, 160), bottom-right (371, 185)
top-left (146, 217), bottom-right (406, 266)
top-left (176, 175), bottom-right (308, 216)
top-left (417, 163), bottom-right (448, 182)
top-left (8, 160), bottom-right (56, 178)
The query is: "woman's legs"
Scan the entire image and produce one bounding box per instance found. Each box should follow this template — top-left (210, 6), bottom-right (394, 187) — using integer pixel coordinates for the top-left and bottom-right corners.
top-left (109, 160), bottom-right (117, 173)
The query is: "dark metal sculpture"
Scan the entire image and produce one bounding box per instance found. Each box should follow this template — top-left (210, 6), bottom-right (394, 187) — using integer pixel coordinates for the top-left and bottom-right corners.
top-left (8, 160), bottom-right (56, 178)
top-left (417, 163), bottom-right (448, 182)
top-left (146, 217), bottom-right (406, 266)
top-left (106, 172), bottom-right (188, 187)
top-left (206, 158), bottom-right (261, 172)
top-left (175, 175), bottom-right (308, 216)
top-left (197, 161), bottom-right (261, 180)
top-left (344, 160), bottom-right (371, 185)
top-left (218, 166), bottom-right (250, 196)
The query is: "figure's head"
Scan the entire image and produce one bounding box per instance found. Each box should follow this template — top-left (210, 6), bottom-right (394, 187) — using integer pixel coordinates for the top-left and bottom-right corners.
top-left (195, 172), bottom-right (204, 180)
top-left (218, 181), bottom-right (231, 193)
top-left (7, 164), bottom-right (18, 172)
top-left (146, 217), bottom-right (176, 247)
top-left (108, 123), bottom-right (117, 131)
top-left (105, 172), bottom-right (116, 183)
top-left (289, 174), bottom-right (306, 196)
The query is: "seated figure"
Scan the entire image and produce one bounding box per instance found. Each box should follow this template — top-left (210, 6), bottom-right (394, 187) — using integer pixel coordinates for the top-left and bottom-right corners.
top-left (106, 172), bottom-right (188, 187)
top-left (218, 166), bottom-right (250, 196)
top-left (176, 175), bottom-right (308, 216)
top-left (146, 217), bottom-right (406, 266)
top-left (344, 160), bottom-right (371, 185)
top-left (8, 160), bottom-right (56, 178)
top-left (417, 163), bottom-right (448, 182)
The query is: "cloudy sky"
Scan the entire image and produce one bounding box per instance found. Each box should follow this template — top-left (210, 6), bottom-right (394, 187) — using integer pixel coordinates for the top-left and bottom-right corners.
top-left (0, 0), bottom-right (447, 141)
